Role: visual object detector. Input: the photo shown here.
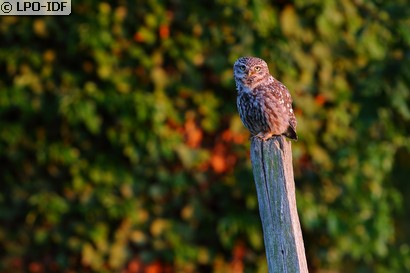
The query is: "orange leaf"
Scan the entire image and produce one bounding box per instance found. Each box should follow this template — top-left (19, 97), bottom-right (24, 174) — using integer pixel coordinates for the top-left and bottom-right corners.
top-left (29, 262), bottom-right (44, 273)
top-left (159, 25), bottom-right (169, 39)
top-left (315, 94), bottom-right (326, 106)
top-left (222, 130), bottom-right (232, 142)
top-left (184, 116), bottom-right (202, 148)
top-left (127, 258), bottom-right (142, 273)
top-left (211, 153), bottom-right (227, 173)
top-left (134, 32), bottom-right (144, 42)
top-left (145, 261), bottom-right (162, 273)
top-left (230, 260), bottom-right (244, 273)
top-left (232, 241), bottom-right (246, 260)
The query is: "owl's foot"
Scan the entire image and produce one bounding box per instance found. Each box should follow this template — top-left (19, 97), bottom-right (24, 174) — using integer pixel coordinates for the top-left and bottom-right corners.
top-left (254, 132), bottom-right (274, 141)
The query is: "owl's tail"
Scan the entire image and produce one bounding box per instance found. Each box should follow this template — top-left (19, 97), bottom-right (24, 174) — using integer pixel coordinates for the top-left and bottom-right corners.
top-left (284, 126), bottom-right (298, 141)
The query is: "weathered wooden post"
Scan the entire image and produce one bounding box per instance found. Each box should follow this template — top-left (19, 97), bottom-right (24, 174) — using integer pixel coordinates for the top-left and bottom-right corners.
top-left (250, 136), bottom-right (308, 273)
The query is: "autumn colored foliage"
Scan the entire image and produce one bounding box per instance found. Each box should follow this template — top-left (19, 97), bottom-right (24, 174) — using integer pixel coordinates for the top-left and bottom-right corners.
top-left (1, 1), bottom-right (410, 272)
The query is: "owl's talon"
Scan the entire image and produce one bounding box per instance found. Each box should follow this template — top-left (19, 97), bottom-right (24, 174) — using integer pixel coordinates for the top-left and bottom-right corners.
top-left (254, 132), bottom-right (273, 141)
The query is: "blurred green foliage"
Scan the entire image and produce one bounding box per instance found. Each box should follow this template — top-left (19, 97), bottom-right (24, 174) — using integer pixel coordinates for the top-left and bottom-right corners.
top-left (1, 0), bottom-right (410, 272)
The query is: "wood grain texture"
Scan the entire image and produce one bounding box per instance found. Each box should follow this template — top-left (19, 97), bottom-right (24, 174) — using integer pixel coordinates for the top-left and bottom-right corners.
top-left (250, 136), bottom-right (308, 273)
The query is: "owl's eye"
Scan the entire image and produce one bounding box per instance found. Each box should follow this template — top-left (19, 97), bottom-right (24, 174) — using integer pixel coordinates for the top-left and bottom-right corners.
top-left (254, 66), bottom-right (261, 71)
top-left (239, 65), bottom-right (246, 71)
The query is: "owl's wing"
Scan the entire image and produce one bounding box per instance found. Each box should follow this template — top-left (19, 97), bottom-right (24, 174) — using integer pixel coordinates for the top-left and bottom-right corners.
top-left (271, 78), bottom-right (298, 140)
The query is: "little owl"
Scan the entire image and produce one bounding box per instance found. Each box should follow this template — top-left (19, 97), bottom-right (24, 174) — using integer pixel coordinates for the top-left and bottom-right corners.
top-left (233, 56), bottom-right (297, 141)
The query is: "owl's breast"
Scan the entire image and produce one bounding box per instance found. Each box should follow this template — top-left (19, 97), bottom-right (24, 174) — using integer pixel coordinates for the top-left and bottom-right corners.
top-left (237, 92), bottom-right (268, 135)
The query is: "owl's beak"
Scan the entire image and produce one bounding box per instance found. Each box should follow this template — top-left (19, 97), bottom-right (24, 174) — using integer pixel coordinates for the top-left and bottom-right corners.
top-left (247, 71), bottom-right (254, 77)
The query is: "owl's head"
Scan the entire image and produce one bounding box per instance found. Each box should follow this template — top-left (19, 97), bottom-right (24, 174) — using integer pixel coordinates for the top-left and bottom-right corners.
top-left (233, 56), bottom-right (270, 89)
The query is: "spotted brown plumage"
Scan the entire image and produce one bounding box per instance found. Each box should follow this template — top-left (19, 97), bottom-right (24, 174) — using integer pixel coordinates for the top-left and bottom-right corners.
top-left (233, 56), bottom-right (297, 141)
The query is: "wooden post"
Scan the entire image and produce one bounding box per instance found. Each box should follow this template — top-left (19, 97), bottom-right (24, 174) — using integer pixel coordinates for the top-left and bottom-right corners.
top-left (250, 136), bottom-right (308, 273)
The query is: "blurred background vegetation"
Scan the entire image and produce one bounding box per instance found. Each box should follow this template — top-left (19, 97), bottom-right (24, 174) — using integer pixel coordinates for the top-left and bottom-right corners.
top-left (1, 0), bottom-right (410, 272)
